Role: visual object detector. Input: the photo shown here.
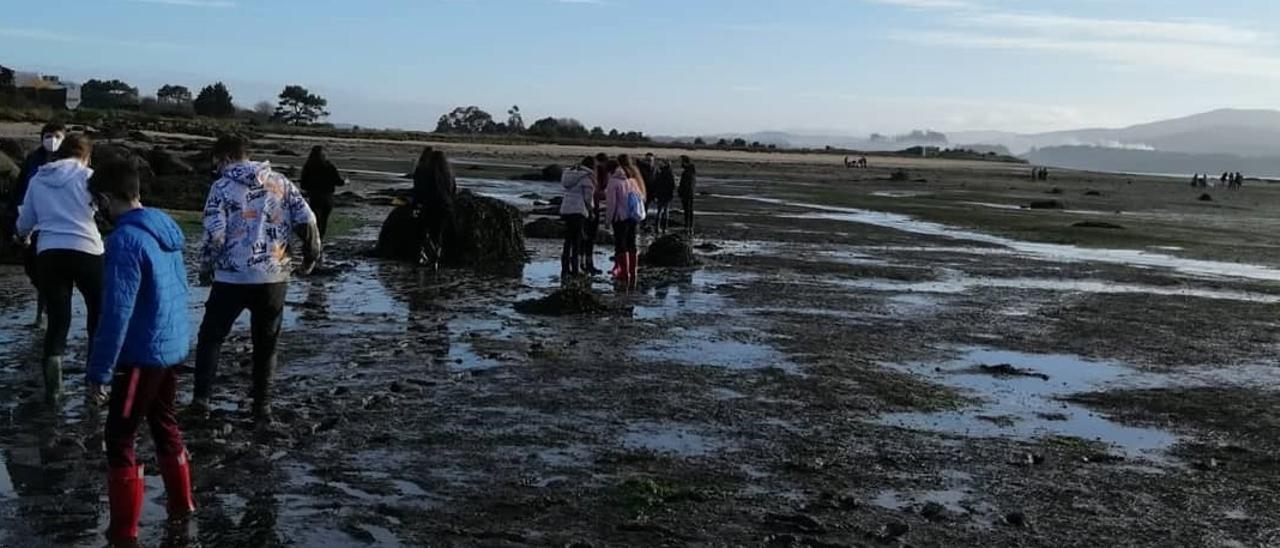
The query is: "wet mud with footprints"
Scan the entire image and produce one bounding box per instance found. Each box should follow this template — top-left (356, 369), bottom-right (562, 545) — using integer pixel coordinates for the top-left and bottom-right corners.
top-left (2, 137), bottom-right (1280, 546)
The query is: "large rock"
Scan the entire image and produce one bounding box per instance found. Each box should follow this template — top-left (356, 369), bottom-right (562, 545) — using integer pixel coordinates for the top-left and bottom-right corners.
top-left (514, 284), bottom-right (624, 316)
top-left (374, 190), bottom-right (526, 272)
top-left (0, 150), bottom-right (19, 199)
top-left (524, 217), bottom-right (564, 239)
top-left (641, 233), bottom-right (697, 267)
top-left (148, 148), bottom-right (194, 177)
top-left (0, 139), bottom-right (25, 167)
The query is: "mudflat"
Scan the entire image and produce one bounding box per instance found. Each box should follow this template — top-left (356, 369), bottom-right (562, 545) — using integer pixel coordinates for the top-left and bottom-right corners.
top-left (2, 131), bottom-right (1279, 547)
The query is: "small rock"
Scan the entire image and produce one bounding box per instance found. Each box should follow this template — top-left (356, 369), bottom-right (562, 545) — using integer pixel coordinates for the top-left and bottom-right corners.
top-left (919, 501), bottom-right (948, 521)
top-left (1028, 199), bottom-right (1064, 210)
top-left (1072, 221), bottom-right (1124, 230)
top-left (875, 521), bottom-right (910, 540)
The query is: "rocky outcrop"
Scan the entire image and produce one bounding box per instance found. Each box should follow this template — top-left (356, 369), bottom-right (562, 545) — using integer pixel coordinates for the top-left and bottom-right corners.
top-left (375, 190), bottom-right (526, 272)
top-left (641, 233), bottom-right (698, 267)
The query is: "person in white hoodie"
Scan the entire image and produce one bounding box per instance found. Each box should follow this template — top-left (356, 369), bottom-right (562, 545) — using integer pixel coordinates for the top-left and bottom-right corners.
top-left (558, 156), bottom-right (596, 278)
top-left (15, 134), bottom-right (104, 401)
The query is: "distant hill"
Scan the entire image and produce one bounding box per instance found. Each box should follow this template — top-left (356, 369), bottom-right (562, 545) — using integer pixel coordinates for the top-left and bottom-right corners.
top-left (1026, 146), bottom-right (1280, 178)
top-left (952, 109), bottom-right (1280, 157)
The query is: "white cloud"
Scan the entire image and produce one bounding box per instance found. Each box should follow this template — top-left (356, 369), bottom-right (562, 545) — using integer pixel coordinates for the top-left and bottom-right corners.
top-left (898, 31), bottom-right (1280, 81)
top-left (856, 0), bottom-right (975, 9)
top-left (129, 0), bottom-right (236, 7)
top-left (0, 27), bottom-right (186, 50)
top-left (962, 13), bottom-right (1270, 48)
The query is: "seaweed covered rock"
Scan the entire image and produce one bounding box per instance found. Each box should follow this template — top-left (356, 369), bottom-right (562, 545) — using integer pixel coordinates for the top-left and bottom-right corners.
top-left (0, 139), bottom-right (25, 167)
top-left (514, 164), bottom-right (564, 182)
top-left (524, 217), bottom-right (564, 239)
top-left (93, 144), bottom-right (157, 187)
top-left (0, 150), bottom-right (19, 198)
top-left (642, 233), bottom-right (697, 267)
top-left (515, 284), bottom-right (623, 316)
top-left (375, 190), bottom-right (526, 271)
top-left (95, 144), bottom-right (210, 211)
top-left (148, 148), bottom-right (194, 177)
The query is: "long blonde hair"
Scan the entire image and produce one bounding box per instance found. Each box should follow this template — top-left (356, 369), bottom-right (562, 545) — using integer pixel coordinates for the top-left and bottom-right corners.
top-left (617, 154), bottom-right (646, 198)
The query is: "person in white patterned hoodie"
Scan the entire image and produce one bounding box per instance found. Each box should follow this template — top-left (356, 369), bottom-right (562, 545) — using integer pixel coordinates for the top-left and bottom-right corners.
top-left (191, 135), bottom-right (321, 424)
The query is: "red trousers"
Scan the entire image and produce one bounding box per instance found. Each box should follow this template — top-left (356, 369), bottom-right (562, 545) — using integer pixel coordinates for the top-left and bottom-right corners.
top-left (105, 366), bottom-right (186, 469)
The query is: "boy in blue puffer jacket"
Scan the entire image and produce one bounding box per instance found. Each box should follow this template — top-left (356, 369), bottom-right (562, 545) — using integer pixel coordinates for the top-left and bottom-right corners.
top-left (85, 162), bottom-right (195, 546)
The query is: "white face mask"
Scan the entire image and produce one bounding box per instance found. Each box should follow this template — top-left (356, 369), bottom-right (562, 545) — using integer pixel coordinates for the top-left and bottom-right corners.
top-left (42, 135), bottom-right (63, 153)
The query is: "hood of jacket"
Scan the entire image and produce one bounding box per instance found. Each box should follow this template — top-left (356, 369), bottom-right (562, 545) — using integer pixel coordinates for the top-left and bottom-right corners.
top-left (116, 208), bottom-right (185, 252)
top-left (561, 166), bottom-right (593, 190)
top-left (34, 158), bottom-right (91, 189)
top-left (221, 161), bottom-right (271, 188)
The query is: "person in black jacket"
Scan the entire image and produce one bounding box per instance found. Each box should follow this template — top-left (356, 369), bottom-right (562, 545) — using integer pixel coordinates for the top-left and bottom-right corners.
top-left (299, 145), bottom-right (346, 239)
top-left (652, 160), bottom-right (676, 233)
top-left (678, 155), bottom-right (697, 233)
top-left (411, 148), bottom-right (457, 269)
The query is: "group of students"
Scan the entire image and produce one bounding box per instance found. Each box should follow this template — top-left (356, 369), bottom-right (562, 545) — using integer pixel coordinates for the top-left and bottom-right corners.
top-left (1190, 172), bottom-right (1245, 190)
top-left (558, 152), bottom-right (697, 285)
top-left (12, 127), bottom-right (321, 546)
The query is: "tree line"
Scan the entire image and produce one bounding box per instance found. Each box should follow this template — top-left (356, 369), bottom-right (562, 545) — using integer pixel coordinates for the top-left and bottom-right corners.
top-left (67, 79), bottom-right (329, 125)
top-left (435, 105), bottom-right (651, 143)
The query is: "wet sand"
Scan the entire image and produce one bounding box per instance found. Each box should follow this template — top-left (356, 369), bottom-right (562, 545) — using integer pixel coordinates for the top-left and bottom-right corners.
top-left (2, 132), bottom-right (1280, 546)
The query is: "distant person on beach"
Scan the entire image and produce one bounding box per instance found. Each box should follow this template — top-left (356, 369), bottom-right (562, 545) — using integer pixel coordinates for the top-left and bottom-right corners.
top-left (559, 156), bottom-right (596, 278)
top-left (860, 157), bottom-right (868, 168)
top-left (652, 160), bottom-right (677, 233)
top-left (16, 134), bottom-right (103, 402)
top-left (300, 145), bottom-right (346, 239)
top-left (639, 153), bottom-right (657, 197)
top-left (411, 149), bottom-right (458, 269)
top-left (84, 162), bottom-right (195, 546)
top-left (606, 159), bottom-right (645, 287)
top-left (678, 155), bottom-right (697, 233)
top-left (192, 134), bottom-right (320, 424)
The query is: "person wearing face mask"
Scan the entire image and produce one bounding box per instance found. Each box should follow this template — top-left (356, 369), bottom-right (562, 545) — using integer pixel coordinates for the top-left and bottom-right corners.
top-left (84, 161), bottom-right (195, 547)
top-left (16, 134), bottom-right (105, 402)
top-left (16, 122), bottom-right (67, 204)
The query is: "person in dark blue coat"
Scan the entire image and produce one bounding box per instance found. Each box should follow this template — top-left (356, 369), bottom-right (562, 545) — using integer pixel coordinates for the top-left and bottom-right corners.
top-left (84, 161), bottom-right (195, 546)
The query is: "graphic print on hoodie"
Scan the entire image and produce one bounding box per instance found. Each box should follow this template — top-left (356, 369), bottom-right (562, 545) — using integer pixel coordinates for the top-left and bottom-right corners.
top-left (201, 161), bottom-right (315, 284)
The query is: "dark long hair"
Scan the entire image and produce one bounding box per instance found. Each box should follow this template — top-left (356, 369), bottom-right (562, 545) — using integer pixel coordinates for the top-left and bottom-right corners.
top-left (301, 145), bottom-right (327, 179)
top-left (417, 150), bottom-right (456, 197)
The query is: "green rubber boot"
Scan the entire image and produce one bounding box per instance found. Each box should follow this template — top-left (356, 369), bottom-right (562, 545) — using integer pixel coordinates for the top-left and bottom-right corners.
top-left (42, 356), bottom-right (63, 403)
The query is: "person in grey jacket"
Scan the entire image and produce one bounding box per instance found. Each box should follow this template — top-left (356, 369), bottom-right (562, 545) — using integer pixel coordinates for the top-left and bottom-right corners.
top-left (559, 156), bottom-right (597, 277)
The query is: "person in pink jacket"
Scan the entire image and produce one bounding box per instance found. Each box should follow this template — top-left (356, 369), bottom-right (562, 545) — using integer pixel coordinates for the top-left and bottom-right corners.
top-left (605, 158), bottom-right (645, 287)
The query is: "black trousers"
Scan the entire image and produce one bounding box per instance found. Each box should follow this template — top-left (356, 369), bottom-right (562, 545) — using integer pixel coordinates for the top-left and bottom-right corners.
top-left (612, 220), bottom-right (638, 254)
top-left (309, 193), bottom-right (335, 239)
top-left (582, 214), bottom-right (600, 268)
top-left (561, 214), bottom-right (586, 274)
top-left (194, 282), bottom-right (287, 409)
top-left (37, 250), bottom-right (104, 358)
top-left (681, 197), bottom-right (695, 231)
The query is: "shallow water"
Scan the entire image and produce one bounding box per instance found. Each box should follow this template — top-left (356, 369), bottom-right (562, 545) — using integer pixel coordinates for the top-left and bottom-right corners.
top-left (621, 421), bottom-right (729, 457)
top-left (877, 347), bottom-right (1181, 458)
top-left (824, 270), bottom-right (1280, 304)
top-left (727, 194), bottom-right (1280, 282)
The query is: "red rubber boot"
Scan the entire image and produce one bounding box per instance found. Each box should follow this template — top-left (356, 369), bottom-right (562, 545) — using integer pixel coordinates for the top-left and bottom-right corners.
top-left (106, 465), bottom-right (145, 546)
top-left (627, 251), bottom-right (639, 288)
top-left (159, 451), bottom-right (195, 518)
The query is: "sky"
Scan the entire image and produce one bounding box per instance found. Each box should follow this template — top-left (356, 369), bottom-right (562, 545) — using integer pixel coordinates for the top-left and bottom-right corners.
top-left (2, 0), bottom-right (1279, 136)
